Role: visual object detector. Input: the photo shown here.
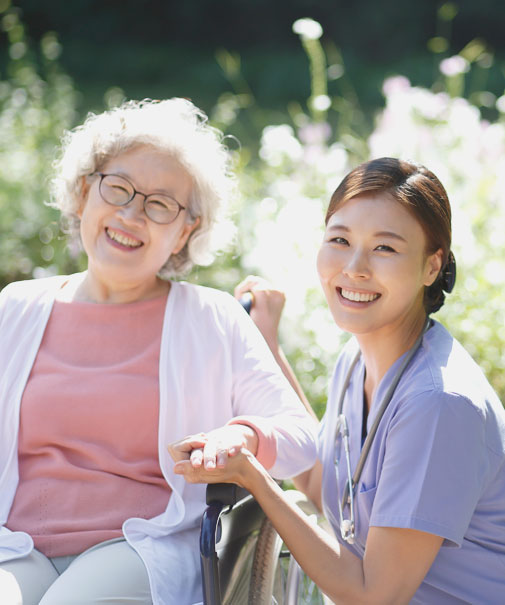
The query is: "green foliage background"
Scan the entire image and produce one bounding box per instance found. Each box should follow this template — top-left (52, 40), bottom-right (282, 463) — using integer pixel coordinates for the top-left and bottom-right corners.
top-left (0, 2), bottom-right (504, 415)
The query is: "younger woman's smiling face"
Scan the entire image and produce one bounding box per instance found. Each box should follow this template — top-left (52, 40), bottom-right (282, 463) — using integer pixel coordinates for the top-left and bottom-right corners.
top-left (317, 192), bottom-right (442, 339)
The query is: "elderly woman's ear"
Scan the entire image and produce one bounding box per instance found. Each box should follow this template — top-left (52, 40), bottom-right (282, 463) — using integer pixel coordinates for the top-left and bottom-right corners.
top-left (172, 216), bottom-right (201, 255)
top-left (76, 175), bottom-right (91, 218)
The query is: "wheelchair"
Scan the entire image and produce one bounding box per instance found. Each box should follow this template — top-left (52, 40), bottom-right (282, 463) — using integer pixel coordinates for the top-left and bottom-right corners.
top-left (199, 483), bottom-right (333, 604)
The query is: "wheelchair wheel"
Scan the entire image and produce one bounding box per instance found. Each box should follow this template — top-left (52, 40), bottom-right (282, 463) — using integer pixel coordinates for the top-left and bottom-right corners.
top-left (248, 490), bottom-right (332, 604)
top-left (248, 516), bottom-right (284, 603)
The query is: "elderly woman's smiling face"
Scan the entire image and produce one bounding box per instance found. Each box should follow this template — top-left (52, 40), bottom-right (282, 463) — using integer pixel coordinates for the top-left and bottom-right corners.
top-left (77, 145), bottom-right (198, 303)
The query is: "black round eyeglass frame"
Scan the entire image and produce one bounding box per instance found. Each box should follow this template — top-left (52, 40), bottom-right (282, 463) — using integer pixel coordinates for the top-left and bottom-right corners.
top-left (94, 172), bottom-right (187, 224)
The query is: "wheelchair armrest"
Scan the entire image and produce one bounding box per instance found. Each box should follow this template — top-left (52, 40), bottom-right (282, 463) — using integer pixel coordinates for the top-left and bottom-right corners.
top-left (200, 483), bottom-right (264, 605)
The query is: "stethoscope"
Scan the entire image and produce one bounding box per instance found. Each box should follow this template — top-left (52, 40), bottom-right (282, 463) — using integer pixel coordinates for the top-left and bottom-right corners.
top-left (334, 317), bottom-right (431, 544)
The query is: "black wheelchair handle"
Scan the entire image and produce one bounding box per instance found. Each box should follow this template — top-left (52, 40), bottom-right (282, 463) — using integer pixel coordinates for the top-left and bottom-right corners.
top-left (206, 482), bottom-right (250, 506)
top-left (238, 292), bottom-right (253, 315)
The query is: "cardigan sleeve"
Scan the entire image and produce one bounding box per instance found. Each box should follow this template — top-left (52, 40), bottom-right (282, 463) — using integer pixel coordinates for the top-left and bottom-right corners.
top-left (226, 296), bottom-right (318, 479)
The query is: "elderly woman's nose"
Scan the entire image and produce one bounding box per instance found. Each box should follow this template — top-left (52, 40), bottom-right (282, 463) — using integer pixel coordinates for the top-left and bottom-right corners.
top-left (117, 194), bottom-right (145, 221)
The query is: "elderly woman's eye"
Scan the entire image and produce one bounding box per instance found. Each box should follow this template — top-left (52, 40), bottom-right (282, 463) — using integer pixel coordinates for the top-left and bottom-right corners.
top-left (111, 185), bottom-right (129, 194)
top-left (149, 199), bottom-right (170, 209)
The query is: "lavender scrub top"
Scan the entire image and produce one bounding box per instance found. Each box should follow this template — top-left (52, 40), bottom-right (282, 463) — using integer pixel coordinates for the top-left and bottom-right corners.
top-left (319, 320), bottom-right (505, 604)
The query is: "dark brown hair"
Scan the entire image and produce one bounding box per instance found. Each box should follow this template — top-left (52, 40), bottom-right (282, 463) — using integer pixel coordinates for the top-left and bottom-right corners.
top-left (326, 157), bottom-right (455, 313)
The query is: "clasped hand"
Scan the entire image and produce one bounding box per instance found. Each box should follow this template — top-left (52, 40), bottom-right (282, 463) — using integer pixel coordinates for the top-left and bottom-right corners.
top-left (167, 424), bottom-right (259, 488)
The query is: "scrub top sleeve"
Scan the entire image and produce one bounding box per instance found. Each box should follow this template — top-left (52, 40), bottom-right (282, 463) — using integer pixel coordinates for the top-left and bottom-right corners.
top-left (370, 391), bottom-right (489, 546)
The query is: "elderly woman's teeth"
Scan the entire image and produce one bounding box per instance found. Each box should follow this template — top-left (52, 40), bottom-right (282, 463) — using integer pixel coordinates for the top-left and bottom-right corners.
top-left (341, 288), bottom-right (379, 302)
top-left (107, 228), bottom-right (142, 248)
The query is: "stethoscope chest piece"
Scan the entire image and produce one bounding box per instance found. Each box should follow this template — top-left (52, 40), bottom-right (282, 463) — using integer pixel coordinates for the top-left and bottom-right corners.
top-left (340, 518), bottom-right (355, 544)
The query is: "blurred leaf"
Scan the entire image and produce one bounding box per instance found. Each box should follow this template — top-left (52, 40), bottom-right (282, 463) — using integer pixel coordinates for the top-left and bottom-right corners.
top-left (438, 2), bottom-right (459, 21)
top-left (427, 36), bottom-right (449, 53)
top-left (215, 48), bottom-right (241, 79)
top-left (0, 8), bottom-right (80, 289)
top-left (460, 38), bottom-right (487, 63)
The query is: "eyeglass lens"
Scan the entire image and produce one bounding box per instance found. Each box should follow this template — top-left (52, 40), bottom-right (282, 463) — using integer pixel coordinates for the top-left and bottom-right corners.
top-left (99, 174), bottom-right (183, 224)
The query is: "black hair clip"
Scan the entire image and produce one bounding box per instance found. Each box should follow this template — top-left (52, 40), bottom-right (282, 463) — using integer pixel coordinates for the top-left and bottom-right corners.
top-left (441, 251), bottom-right (456, 293)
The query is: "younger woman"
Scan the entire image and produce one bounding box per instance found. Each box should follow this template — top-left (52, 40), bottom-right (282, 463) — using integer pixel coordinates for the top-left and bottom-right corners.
top-left (171, 157), bottom-right (505, 604)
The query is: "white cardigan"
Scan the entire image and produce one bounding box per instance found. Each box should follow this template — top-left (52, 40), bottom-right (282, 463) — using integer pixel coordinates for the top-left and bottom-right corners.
top-left (0, 274), bottom-right (317, 604)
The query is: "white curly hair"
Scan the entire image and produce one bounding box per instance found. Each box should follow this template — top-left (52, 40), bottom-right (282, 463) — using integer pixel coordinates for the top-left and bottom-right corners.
top-left (49, 98), bottom-right (236, 277)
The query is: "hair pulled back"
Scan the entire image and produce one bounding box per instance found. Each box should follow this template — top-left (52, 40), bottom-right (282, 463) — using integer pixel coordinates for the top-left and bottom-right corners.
top-left (326, 157), bottom-right (456, 313)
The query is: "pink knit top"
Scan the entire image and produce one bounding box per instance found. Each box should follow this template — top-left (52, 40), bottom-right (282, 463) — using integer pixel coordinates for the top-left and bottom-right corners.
top-left (6, 294), bottom-right (172, 557)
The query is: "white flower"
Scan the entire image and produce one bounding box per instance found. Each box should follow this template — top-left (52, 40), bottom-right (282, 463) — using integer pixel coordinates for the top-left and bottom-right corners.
top-left (496, 95), bottom-right (505, 113)
top-left (310, 94), bottom-right (331, 112)
top-left (484, 260), bottom-right (505, 286)
top-left (298, 122), bottom-right (331, 145)
top-left (382, 75), bottom-right (410, 97)
top-left (259, 125), bottom-right (303, 166)
top-left (292, 18), bottom-right (323, 40)
top-left (318, 144), bottom-right (349, 178)
top-left (440, 55), bottom-right (470, 76)
top-left (243, 197), bottom-right (325, 319)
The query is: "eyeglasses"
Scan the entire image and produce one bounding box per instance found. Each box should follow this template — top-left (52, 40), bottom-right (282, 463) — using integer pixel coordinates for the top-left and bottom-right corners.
top-left (95, 173), bottom-right (187, 224)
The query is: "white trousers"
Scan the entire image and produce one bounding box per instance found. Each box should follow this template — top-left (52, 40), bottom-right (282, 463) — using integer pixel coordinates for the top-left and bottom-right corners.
top-left (0, 538), bottom-right (152, 604)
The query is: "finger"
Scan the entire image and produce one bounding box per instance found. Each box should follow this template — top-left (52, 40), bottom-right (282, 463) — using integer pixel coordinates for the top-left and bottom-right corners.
top-left (173, 460), bottom-right (228, 484)
top-left (170, 438), bottom-right (207, 454)
top-left (173, 460), bottom-right (206, 482)
top-left (234, 275), bottom-right (263, 298)
top-left (168, 433), bottom-right (207, 451)
top-left (190, 448), bottom-right (204, 468)
top-left (173, 460), bottom-right (192, 475)
top-left (216, 446), bottom-right (230, 468)
top-left (174, 450), bottom-right (255, 487)
top-left (168, 441), bottom-right (204, 463)
top-left (167, 433), bottom-right (208, 461)
top-left (203, 440), bottom-right (218, 470)
top-left (167, 441), bottom-right (192, 463)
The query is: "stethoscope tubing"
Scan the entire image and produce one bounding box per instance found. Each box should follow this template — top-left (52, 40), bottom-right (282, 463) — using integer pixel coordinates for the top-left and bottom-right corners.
top-left (335, 316), bottom-right (432, 539)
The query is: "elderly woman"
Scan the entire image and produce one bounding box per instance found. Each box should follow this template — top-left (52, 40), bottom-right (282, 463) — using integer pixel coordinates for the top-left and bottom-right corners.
top-left (0, 99), bottom-right (317, 605)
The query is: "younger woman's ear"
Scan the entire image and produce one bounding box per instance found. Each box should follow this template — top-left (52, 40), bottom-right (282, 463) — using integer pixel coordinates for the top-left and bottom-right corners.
top-left (424, 248), bottom-right (444, 287)
top-left (76, 176), bottom-right (91, 218)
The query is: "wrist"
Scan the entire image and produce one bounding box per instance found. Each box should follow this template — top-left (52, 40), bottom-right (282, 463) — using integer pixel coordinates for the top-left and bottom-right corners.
top-left (241, 425), bottom-right (259, 456)
top-left (241, 452), bottom-right (270, 493)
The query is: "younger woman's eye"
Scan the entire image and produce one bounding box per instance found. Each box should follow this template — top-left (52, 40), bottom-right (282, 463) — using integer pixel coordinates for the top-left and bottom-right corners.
top-left (329, 236), bottom-right (349, 245)
top-left (375, 244), bottom-right (396, 253)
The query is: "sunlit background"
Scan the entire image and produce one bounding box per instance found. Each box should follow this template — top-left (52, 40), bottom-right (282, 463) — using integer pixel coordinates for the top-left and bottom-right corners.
top-left (1, 1), bottom-right (504, 414)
